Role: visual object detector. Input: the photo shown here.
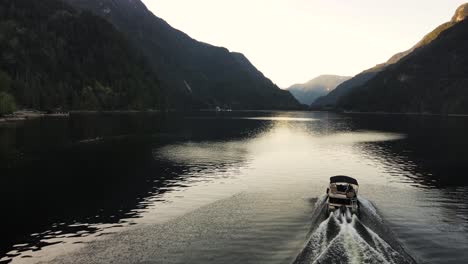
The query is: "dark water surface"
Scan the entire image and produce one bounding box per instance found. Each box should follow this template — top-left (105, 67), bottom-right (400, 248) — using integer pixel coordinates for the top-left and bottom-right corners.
top-left (1, 111), bottom-right (468, 263)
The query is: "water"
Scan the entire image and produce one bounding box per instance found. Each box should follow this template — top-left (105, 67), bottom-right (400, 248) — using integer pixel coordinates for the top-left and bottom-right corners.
top-left (1, 111), bottom-right (468, 263)
top-left (295, 197), bottom-right (415, 264)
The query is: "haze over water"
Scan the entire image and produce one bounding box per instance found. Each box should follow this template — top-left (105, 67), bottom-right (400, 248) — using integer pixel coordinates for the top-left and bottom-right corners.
top-left (1, 112), bottom-right (468, 263)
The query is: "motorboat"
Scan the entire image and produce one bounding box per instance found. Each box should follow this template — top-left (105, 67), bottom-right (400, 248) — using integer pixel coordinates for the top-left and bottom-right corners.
top-left (326, 175), bottom-right (359, 214)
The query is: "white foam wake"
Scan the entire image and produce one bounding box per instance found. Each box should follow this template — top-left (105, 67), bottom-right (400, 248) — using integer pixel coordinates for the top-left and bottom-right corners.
top-left (295, 197), bottom-right (414, 264)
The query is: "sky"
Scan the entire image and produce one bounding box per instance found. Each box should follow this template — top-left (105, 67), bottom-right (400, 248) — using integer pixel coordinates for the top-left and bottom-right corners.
top-left (142, 0), bottom-right (467, 88)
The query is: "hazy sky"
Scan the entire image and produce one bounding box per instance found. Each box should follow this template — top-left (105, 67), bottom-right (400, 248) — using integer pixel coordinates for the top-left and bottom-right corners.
top-left (143, 0), bottom-right (466, 88)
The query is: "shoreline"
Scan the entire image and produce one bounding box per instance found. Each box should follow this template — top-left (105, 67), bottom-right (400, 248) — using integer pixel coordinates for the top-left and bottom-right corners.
top-left (0, 110), bottom-right (69, 123)
top-left (0, 108), bottom-right (307, 122)
top-left (341, 110), bottom-right (468, 117)
top-left (3, 109), bottom-right (468, 124)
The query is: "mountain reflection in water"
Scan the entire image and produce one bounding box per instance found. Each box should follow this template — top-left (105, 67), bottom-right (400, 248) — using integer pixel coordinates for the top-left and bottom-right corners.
top-left (1, 112), bottom-right (468, 263)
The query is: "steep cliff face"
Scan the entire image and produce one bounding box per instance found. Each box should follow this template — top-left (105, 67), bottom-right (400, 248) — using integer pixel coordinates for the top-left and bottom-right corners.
top-left (313, 3), bottom-right (468, 109)
top-left (338, 4), bottom-right (468, 114)
top-left (65, 0), bottom-right (300, 110)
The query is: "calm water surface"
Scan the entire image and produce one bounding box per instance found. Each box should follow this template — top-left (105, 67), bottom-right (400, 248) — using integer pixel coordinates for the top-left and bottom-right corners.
top-left (1, 111), bottom-right (468, 263)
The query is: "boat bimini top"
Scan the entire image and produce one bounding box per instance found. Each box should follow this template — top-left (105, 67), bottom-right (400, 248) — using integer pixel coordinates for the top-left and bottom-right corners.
top-left (330, 175), bottom-right (358, 185)
top-left (327, 175), bottom-right (359, 213)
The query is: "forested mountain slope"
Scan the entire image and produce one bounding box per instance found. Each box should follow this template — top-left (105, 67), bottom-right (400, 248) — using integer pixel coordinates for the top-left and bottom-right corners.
top-left (339, 17), bottom-right (468, 114)
top-left (0, 0), bottom-right (162, 113)
top-left (65, 0), bottom-right (300, 110)
top-left (312, 4), bottom-right (467, 109)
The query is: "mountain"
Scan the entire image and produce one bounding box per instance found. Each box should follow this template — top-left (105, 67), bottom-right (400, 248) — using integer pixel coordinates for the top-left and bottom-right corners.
top-left (339, 4), bottom-right (468, 114)
top-left (312, 5), bottom-right (467, 109)
top-left (64, 0), bottom-right (300, 110)
top-left (311, 68), bottom-right (382, 109)
top-left (286, 75), bottom-right (350, 105)
top-left (0, 0), bottom-right (163, 113)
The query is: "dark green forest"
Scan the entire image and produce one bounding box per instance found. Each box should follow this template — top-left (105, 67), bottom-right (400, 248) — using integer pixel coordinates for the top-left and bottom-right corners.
top-left (312, 8), bottom-right (465, 110)
top-left (65, 0), bottom-right (300, 110)
top-left (339, 19), bottom-right (468, 114)
top-left (0, 0), bottom-right (162, 115)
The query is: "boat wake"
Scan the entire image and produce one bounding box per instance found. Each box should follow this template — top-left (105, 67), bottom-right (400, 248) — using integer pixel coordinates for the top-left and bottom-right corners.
top-left (294, 197), bottom-right (415, 264)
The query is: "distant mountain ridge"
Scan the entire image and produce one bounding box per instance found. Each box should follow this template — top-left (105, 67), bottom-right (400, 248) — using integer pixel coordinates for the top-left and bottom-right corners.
top-left (338, 3), bottom-right (468, 114)
top-left (312, 4), bottom-right (468, 109)
top-left (286, 75), bottom-right (350, 105)
top-left (65, 0), bottom-right (300, 110)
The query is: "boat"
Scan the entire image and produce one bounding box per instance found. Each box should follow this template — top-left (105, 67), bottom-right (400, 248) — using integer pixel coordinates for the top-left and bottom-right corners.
top-left (326, 175), bottom-right (359, 214)
top-left (215, 106), bottom-right (232, 112)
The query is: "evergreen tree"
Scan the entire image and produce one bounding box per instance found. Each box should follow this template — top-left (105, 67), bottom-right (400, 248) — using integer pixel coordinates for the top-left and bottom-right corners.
top-left (0, 0), bottom-right (163, 111)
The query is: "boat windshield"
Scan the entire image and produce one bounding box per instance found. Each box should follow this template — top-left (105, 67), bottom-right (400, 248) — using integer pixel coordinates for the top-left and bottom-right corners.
top-left (329, 197), bottom-right (352, 205)
top-left (336, 184), bottom-right (348, 192)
